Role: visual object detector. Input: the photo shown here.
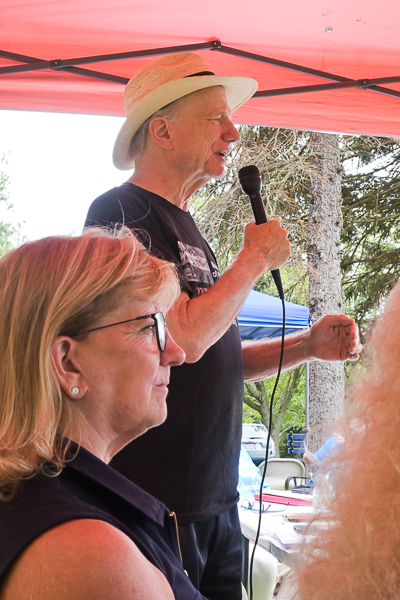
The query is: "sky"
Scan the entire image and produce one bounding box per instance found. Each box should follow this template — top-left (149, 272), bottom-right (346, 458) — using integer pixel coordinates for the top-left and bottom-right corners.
top-left (0, 109), bottom-right (128, 242)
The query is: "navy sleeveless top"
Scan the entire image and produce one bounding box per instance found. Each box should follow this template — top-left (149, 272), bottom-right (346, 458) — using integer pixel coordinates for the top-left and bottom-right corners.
top-left (0, 445), bottom-right (205, 599)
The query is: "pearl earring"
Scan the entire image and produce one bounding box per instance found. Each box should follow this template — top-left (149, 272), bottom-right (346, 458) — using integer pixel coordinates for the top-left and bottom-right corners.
top-left (71, 387), bottom-right (80, 396)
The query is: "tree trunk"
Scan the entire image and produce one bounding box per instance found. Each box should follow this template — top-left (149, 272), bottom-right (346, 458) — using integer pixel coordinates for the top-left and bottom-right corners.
top-left (307, 133), bottom-right (345, 450)
top-left (270, 366), bottom-right (303, 457)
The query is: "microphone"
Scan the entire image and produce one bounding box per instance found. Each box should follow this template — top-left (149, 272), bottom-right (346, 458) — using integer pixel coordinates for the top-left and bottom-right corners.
top-left (238, 165), bottom-right (284, 300)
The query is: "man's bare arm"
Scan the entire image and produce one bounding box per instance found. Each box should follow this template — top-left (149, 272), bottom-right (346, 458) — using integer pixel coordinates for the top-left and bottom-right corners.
top-left (242, 314), bottom-right (362, 381)
top-left (166, 220), bottom-right (290, 362)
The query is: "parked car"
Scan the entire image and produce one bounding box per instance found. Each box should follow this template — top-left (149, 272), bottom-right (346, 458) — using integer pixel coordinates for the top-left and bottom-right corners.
top-left (241, 422), bottom-right (276, 465)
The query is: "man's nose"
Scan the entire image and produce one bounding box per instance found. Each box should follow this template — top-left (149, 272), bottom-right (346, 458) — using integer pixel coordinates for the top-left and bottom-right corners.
top-left (222, 118), bottom-right (240, 143)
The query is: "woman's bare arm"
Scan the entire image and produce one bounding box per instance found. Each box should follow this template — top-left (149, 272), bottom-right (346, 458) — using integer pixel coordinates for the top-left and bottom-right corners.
top-left (1, 519), bottom-right (175, 600)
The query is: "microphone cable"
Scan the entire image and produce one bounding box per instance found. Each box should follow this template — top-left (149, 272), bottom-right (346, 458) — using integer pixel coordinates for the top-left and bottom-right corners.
top-left (248, 299), bottom-right (285, 600)
top-left (238, 165), bottom-right (286, 600)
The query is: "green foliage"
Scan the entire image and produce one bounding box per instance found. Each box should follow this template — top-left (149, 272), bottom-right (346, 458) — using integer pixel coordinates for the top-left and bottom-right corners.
top-left (242, 403), bottom-right (260, 423)
top-left (195, 128), bottom-right (351, 311)
top-left (192, 127), bottom-right (313, 304)
top-left (0, 155), bottom-right (23, 255)
top-left (243, 367), bottom-right (306, 458)
top-left (244, 364), bottom-right (306, 456)
top-left (278, 370), bottom-right (306, 431)
top-left (341, 136), bottom-right (400, 335)
top-left (193, 126), bottom-right (400, 441)
top-left (194, 128), bottom-right (400, 336)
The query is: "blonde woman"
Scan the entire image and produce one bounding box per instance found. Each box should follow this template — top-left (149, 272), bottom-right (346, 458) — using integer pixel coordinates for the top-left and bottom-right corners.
top-left (0, 228), bottom-right (214, 600)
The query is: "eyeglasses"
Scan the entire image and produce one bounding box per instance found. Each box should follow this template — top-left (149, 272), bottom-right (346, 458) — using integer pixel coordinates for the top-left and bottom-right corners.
top-left (70, 312), bottom-right (167, 352)
top-left (240, 499), bottom-right (290, 514)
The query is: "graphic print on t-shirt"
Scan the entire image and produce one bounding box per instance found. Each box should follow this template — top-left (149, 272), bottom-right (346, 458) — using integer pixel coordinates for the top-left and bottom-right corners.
top-left (210, 260), bottom-right (221, 280)
top-left (177, 241), bottom-right (213, 285)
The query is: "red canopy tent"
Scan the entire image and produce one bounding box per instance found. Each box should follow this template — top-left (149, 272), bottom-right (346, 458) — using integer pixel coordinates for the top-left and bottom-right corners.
top-left (2, 0), bottom-right (400, 136)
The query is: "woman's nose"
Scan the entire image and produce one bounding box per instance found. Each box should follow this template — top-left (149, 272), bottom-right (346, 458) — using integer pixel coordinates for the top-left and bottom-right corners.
top-left (161, 329), bottom-right (186, 366)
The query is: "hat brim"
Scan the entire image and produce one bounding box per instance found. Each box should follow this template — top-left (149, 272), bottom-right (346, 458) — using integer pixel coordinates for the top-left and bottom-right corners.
top-left (113, 75), bottom-right (258, 170)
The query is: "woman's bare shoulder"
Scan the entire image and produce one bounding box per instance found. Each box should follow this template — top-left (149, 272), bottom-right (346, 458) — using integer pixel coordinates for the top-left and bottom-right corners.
top-left (1, 519), bottom-right (175, 600)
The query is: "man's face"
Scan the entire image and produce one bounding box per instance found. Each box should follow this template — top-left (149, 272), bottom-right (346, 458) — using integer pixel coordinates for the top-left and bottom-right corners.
top-left (169, 86), bottom-right (241, 188)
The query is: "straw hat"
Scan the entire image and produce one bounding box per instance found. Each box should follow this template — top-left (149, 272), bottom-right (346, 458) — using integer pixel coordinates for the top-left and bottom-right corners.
top-left (113, 52), bottom-right (258, 170)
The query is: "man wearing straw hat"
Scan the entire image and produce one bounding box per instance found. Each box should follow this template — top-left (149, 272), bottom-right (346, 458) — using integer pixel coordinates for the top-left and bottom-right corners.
top-left (85, 52), bottom-right (361, 600)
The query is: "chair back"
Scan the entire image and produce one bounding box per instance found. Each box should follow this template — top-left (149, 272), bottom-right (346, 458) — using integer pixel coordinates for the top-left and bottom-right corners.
top-left (258, 458), bottom-right (305, 489)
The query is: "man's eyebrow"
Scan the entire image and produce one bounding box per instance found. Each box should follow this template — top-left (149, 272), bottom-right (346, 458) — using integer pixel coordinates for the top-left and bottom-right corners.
top-left (206, 109), bottom-right (229, 118)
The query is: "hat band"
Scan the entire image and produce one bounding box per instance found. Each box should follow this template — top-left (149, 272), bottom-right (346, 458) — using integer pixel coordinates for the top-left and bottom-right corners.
top-left (185, 70), bottom-right (215, 77)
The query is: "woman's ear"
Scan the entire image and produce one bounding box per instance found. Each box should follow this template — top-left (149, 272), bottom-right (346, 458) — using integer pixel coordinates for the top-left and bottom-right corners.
top-left (50, 337), bottom-right (88, 399)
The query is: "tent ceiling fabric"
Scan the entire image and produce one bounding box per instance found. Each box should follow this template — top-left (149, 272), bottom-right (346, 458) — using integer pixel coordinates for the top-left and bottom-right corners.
top-left (2, 0), bottom-right (400, 136)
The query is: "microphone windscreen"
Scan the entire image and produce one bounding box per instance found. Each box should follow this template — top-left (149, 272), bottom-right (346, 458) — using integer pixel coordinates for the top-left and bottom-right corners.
top-left (238, 165), bottom-right (260, 178)
top-left (238, 165), bottom-right (262, 195)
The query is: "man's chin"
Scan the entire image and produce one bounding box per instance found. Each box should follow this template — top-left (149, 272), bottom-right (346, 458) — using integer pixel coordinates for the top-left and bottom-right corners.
top-left (209, 168), bottom-right (226, 181)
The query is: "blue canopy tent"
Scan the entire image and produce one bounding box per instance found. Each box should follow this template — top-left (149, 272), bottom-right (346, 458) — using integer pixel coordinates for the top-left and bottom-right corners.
top-left (238, 290), bottom-right (310, 340)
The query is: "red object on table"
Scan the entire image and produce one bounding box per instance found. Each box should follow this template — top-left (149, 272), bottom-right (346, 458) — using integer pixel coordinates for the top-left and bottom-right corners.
top-left (254, 492), bottom-right (313, 507)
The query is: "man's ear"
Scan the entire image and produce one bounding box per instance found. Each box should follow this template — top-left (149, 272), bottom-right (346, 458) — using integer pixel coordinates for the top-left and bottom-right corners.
top-left (148, 116), bottom-right (174, 150)
top-left (50, 337), bottom-right (88, 399)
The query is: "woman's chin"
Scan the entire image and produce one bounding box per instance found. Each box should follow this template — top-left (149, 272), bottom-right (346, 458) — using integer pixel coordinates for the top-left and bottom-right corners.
top-left (147, 396), bottom-right (169, 429)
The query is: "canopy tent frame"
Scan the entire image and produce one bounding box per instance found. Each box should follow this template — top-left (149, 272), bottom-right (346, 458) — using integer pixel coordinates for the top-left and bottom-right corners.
top-left (2, 40), bottom-right (400, 101)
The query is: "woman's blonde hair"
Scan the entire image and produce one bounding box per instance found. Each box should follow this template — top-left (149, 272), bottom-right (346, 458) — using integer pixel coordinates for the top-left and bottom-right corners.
top-left (0, 227), bottom-right (180, 500)
top-left (297, 280), bottom-right (400, 599)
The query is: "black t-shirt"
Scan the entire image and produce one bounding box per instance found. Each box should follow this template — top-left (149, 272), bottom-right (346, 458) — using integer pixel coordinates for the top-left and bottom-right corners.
top-left (85, 183), bottom-right (244, 523)
top-left (0, 445), bottom-right (205, 599)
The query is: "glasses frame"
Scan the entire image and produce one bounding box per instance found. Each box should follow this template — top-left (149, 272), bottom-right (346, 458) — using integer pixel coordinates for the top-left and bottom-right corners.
top-left (69, 312), bottom-right (167, 352)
